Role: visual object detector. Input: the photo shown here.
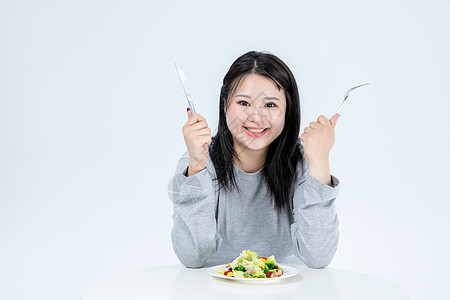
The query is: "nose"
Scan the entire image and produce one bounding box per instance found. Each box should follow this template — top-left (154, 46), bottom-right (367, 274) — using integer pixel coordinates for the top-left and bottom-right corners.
top-left (245, 105), bottom-right (267, 123)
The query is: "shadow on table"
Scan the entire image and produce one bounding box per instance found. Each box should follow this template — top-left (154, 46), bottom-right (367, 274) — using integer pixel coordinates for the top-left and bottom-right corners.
top-left (170, 265), bottom-right (338, 300)
top-left (170, 266), bottom-right (411, 300)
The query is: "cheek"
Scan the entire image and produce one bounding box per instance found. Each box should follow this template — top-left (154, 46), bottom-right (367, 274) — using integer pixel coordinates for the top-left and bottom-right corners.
top-left (275, 120), bottom-right (285, 134)
top-left (226, 109), bottom-right (245, 129)
top-left (270, 112), bottom-right (285, 131)
top-left (225, 112), bottom-right (239, 132)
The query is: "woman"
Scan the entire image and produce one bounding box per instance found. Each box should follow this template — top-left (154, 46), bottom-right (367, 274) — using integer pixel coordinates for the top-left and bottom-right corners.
top-left (169, 51), bottom-right (340, 268)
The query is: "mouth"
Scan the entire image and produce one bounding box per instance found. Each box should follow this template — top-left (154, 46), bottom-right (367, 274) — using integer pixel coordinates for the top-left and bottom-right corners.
top-left (244, 126), bottom-right (269, 137)
top-left (245, 127), bottom-right (268, 133)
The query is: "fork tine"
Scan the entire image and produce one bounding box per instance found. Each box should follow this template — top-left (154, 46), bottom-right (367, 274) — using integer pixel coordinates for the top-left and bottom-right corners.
top-left (343, 83), bottom-right (370, 99)
top-left (330, 83), bottom-right (370, 120)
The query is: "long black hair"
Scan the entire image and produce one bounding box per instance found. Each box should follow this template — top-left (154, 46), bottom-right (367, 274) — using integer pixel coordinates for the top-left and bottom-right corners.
top-left (210, 51), bottom-right (303, 214)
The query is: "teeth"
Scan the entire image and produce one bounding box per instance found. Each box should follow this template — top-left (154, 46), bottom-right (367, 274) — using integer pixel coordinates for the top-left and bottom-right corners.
top-left (246, 127), bottom-right (266, 133)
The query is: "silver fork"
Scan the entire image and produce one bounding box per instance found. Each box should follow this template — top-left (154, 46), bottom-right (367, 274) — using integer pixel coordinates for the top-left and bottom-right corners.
top-left (330, 83), bottom-right (370, 119)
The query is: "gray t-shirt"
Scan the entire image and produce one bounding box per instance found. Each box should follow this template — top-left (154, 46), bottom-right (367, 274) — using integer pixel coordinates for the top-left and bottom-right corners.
top-left (168, 146), bottom-right (339, 268)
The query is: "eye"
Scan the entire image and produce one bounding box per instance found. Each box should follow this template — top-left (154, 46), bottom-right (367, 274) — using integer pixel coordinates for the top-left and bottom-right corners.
top-left (265, 102), bottom-right (276, 108)
top-left (238, 101), bottom-right (250, 106)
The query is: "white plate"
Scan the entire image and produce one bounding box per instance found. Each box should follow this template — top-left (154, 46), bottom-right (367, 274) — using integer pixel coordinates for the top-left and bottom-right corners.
top-left (208, 264), bottom-right (299, 282)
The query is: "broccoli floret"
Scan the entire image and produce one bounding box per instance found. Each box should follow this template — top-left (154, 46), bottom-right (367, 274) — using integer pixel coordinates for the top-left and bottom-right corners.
top-left (234, 265), bottom-right (246, 272)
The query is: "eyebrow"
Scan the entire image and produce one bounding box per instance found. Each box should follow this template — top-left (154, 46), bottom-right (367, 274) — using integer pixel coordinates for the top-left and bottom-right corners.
top-left (234, 94), bottom-right (280, 101)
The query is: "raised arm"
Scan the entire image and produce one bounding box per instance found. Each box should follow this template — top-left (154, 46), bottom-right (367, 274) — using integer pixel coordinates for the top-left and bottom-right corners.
top-left (168, 151), bottom-right (219, 268)
top-left (291, 114), bottom-right (340, 268)
top-left (290, 160), bottom-right (340, 268)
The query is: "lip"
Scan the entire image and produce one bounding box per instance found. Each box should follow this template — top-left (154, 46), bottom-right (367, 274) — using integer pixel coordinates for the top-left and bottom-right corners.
top-left (245, 127), bottom-right (267, 130)
top-left (244, 127), bottom-right (269, 138)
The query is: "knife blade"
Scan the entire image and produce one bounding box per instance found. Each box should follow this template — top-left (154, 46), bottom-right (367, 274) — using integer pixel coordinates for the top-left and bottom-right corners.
top-left (175, 63), bottom-right (197, 115)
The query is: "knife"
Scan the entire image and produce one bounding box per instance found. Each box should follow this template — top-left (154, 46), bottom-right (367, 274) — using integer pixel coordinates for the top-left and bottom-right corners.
top-left (175, 63), bottom-right (197, 115)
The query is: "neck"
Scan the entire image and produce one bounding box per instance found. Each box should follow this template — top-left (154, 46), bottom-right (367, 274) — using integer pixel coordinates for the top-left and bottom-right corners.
top-left (233, 142), bottom-right (268, 173)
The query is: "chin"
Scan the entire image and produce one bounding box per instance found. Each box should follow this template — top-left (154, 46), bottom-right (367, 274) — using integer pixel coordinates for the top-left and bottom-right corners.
top-left (238, 140), bottom-right (271, 152)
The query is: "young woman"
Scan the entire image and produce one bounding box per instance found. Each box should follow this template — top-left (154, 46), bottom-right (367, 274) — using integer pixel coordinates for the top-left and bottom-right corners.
top-left (169, 51), bottom-right (340, 268)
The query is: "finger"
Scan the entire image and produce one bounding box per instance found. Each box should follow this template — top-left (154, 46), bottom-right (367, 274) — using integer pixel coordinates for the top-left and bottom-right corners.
top-left (186, 111), bottom-right (206, 126)
top-left (187, 107), bottom-right (192, 119)
top-left (189, 120), bottom-right (209, 131)
top-left (304, 127), bottom-right (313, 134)
top-left (330, 113), bottom-right (340, 128)
top-left (300, 133), bottom-right (308, 142)
top-left (309, 121), bottom-right (321, 129)
top-left (195, 127), bottom-right (212, 136)
top-left (317, 115), bottom-right (330, 126)
top-left (193, 133), bottom-right (212, 143)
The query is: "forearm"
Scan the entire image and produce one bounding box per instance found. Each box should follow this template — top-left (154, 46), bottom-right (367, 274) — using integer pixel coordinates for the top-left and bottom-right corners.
top-left (169, 152), bottom-right (218, 267)
top-left (172, 198), bottom-right (217, 268)
top-left (291, 196), bottom-right (339, 268)
top-left (291, 167), bottom-right (340, 268)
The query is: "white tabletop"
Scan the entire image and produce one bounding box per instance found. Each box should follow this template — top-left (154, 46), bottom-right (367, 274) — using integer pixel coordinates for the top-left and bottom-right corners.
top-left (80, 264), bottom-right (410, 300)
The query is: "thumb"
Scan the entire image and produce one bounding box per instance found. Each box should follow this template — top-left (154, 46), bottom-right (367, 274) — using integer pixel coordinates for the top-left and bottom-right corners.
top-left (330, 113), bottom-right (340, 128)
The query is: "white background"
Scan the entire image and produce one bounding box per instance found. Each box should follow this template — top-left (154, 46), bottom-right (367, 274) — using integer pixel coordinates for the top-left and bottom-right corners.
top-left (1, 0), bottom-right (449, 299)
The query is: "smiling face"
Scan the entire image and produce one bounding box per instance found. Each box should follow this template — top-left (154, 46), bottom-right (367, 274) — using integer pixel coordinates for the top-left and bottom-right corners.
top-left (225, 73), bottom-right (287, 157)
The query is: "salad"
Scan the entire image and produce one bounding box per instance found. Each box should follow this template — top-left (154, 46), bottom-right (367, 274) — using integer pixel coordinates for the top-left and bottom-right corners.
top-left (216, 250), bottom-right (284, 278)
